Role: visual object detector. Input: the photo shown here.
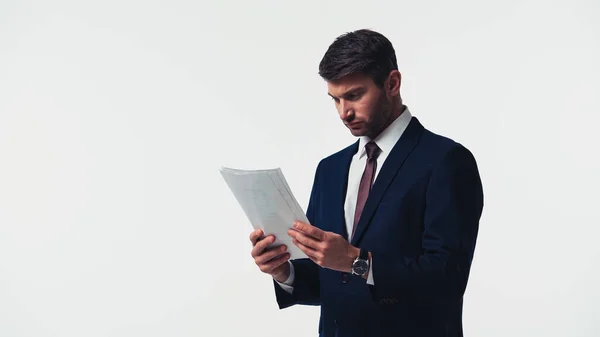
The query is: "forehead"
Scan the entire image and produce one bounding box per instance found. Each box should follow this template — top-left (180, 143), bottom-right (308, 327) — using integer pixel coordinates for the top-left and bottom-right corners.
top-left (326, 73), bottom-right (375, 96)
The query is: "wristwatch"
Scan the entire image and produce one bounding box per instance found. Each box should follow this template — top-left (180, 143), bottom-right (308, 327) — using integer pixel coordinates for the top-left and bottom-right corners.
top-left (351, 248), bottom-right (370, 276)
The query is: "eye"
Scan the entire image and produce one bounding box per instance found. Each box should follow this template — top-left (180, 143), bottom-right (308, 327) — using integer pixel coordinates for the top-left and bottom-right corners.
top-left (346, 92), bottom-right (362, 101)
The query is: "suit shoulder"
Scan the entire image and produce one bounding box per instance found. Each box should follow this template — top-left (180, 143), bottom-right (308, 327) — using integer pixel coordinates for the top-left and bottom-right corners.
top-left (418, 128), bottom-right (477, 165)
top-left (316, 141), bottom-right (358, 168)
top-left (421, 128), bottom-right (459, 150)
top-left (422, 125), bottom-right (476, 151)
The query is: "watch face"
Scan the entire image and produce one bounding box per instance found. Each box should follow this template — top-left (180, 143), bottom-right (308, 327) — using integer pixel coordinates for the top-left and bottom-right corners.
top-left (352, 259), bottom-right (368, 275)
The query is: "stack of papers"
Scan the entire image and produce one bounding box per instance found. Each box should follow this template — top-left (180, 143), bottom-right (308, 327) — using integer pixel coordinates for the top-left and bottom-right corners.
top-left (220, 167), bottom-right (309, 260)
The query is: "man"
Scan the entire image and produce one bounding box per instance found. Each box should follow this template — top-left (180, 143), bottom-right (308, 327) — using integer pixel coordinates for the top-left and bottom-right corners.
top-left (249, 29), bottom-right (484, 337)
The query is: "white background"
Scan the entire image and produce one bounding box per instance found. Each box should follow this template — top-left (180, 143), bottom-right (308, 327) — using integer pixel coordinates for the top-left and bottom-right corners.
top-left (1, 0), bottom-right (599, 336)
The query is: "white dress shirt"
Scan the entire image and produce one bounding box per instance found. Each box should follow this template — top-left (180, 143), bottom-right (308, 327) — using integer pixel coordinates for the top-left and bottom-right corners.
top-left (277, 108), bottom-right (413, 294)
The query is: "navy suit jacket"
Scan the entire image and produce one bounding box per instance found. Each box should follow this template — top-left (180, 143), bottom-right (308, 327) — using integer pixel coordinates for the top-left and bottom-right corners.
top-left (274, 117), bottom-right (484, 337)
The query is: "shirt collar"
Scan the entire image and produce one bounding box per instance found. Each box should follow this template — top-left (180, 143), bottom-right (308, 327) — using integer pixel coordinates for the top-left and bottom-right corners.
top-left (358, 106), bottom-right (413, 159)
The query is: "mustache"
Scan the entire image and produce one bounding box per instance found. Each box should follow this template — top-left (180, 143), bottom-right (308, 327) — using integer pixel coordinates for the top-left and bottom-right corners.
top-left (343, 114), bottom-right (357, 123)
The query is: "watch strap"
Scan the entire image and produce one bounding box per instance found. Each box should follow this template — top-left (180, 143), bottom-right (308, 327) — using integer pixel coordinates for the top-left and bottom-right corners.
top-left (359, 248), bottom-right (368, 260)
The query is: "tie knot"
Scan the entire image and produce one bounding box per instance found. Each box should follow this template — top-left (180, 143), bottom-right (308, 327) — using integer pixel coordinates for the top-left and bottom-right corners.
top-left (365, 141), bottom-right (381, 160)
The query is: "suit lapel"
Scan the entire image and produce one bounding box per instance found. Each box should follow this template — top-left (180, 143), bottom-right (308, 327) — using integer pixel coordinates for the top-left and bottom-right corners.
top-left (331, 141), bottom-right (358, 241)
top-left (350, 117), bottom-right (425, 246)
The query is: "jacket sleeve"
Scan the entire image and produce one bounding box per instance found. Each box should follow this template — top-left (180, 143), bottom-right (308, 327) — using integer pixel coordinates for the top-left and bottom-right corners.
top-left (274, 161), bottom-right (322, 309)
top-left (370, 145), bottom-right (484, 303)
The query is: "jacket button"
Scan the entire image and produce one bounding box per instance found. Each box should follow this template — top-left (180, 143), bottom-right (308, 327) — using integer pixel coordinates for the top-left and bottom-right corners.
top-left (342, 273), bottom-right (348, 283)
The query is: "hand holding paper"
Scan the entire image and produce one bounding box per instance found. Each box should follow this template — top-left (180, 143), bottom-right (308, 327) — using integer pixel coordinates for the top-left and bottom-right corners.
top-left (249, 228), bottom-right (292, 283)
top-left (220, 166), bottom-right (309, 260)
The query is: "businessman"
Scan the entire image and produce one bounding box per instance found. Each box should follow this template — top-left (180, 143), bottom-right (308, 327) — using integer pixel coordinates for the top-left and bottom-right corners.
top-left (249, 29), bottom-right (484, 337)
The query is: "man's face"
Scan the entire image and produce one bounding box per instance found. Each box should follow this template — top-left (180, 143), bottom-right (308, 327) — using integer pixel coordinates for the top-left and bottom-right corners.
top-left (327, 73), bottom-right (393, 139)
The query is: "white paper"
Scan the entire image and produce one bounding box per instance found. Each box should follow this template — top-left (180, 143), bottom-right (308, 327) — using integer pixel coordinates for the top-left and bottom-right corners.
top-left (220, 166), bottom-right (309, 260)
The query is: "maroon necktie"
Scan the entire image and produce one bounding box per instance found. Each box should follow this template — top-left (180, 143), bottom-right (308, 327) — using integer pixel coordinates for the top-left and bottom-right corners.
top-left (351, 141), bottom-right (381, 239)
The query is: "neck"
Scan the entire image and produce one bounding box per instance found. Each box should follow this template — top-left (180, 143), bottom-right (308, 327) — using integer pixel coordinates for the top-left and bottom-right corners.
top-left (391, 104), bottom-right (406, 120)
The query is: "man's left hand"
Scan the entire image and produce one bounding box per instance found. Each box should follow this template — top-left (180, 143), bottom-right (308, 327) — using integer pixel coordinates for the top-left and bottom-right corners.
top-left (288, 221), bottom-right (359, 273)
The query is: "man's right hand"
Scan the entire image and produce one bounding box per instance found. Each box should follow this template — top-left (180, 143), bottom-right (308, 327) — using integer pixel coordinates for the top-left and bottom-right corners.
top-left (250, 229), bottom-right (291, 283)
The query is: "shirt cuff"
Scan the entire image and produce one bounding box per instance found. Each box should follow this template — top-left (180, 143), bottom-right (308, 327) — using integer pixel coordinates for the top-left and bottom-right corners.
top-left (275, 261), bottom-right (295, 293)
top-left (366, 257), bottom-right (374, 285)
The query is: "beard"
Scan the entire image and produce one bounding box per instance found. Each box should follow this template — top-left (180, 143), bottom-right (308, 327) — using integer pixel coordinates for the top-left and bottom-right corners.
top-left (364, 94), bottom-right (393, 139)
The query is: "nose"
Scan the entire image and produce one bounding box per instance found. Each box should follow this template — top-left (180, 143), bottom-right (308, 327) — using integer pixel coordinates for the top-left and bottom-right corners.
top-left (338, 100), bottom-right (353, 121)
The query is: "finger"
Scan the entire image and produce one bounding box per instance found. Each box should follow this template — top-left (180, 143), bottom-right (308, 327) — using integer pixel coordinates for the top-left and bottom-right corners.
top-left (292, 238), bottom-right (320, 260)
top-left (249, 229), bottom-right (264, 246)
top-left (289, 230), bottom-right (321, 250)
top-left (251, 235), bottom-right (275, 257)
top-left (261, 253), bottom-right (291, 274)
top-left (255, 244), bottom-right (288, 265)
top-left (294, 221), bottom-right (324, 241)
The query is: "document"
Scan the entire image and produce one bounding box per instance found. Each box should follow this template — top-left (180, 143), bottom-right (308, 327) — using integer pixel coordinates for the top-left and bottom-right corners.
top-left (220, 166), bottom-right (309, 260)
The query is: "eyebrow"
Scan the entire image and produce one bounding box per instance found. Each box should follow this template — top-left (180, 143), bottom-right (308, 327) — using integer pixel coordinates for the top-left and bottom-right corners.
top-left (328, 87), bottom-right (365, 99)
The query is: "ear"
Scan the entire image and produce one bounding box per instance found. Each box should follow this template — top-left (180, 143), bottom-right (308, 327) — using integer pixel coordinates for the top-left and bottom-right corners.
top-left (385, 70), bottom-right (401, 97)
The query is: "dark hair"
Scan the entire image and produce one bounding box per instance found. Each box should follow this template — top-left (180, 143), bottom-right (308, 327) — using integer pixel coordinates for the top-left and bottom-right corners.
top-left (318, 29), bottom-right (398, 88)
